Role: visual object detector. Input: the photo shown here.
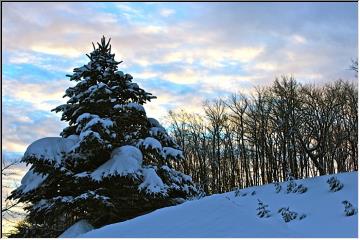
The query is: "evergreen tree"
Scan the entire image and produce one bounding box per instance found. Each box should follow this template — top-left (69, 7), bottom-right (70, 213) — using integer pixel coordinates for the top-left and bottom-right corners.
top-left (342, 200), bottom-right (356, 216)
top-left (8, 37), bottom-right (201, 237)
top-left (285, 169), bottom-right (297, 193)
top-left (278, 207), bottom-right (298, 222)
top-left (256, 199), bottom-right (271, 218)
top-left (273, 182), bottom-right (282, 193)
top-left (327, 176), bottom-right (344, 192)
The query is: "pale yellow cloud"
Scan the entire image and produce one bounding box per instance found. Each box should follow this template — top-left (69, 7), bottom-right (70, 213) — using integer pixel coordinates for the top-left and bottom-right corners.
top-left (163, 69), bottom-right (203, 85)
top-left (31, 45), bottom-right (83, 58)
top-left (146, 90), bottom-right (206, 122)
top-left (3, 142), bottom-right (29, 153)
top-left (3, 79), bottom-right (69, 111)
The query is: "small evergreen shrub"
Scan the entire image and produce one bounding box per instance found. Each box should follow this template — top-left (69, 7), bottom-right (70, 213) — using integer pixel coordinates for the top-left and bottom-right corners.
top-left (274, 182), bottom-right (282, 193)
top-left (234, 188), bottom-right (241, 197)
top-left (284, 170), bottom-right (307, 194)
top-left (286, 180), bottom-right (297, 193)
top-left (256, 199), bottom-right (271, 218)
top-left (342, 200), bottom-right (357, 216)
top-left (327, 177), bottom-right (344, 192)
top-left (293, 184), bottom-right (308, 194)
top-left (278, 207), bottom-right (298, 222)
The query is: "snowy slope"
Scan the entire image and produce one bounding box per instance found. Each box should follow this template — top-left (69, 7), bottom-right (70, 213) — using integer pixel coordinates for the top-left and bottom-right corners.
top-left (59, 220), bottom-right (94, 238)
top-left (80, 172), bottom-right (358, 238)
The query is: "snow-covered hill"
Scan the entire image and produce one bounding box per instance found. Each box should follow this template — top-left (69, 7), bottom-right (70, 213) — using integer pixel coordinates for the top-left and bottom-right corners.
top-left (78, 172), bottom-right (358, 238)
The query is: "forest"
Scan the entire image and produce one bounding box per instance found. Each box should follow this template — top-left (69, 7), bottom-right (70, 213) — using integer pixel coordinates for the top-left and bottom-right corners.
top-left (167, 77), bottom-right (358, 195)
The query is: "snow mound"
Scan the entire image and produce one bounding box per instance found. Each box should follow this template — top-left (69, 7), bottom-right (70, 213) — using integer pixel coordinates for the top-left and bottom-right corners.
top-left (139, 168), bottom-right (167, 195)
top-left (23, 137), bottom-right (78, 164)
top-left (81, 172), bottom-right (358, 238)
top-left (91, 145), bottom-right (142, 181)
top-left (18, 169), bottom-right (48, 193)
top-left (59, 220), bottom-right (94, 238)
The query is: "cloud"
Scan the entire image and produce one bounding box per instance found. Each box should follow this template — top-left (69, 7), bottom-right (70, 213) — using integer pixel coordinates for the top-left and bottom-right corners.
top-left (159, 8), bottom-right (175, 17)
top-left (2, 1), bottom-right (357, 156)
top-left (2, 97), bottom-right (66, 153)
top-left (291, 34), bottom-right (307, 44)
top-left (31, 45), bottom-right (82, 58)
top-left (3, 78), bottom-right (69, 111)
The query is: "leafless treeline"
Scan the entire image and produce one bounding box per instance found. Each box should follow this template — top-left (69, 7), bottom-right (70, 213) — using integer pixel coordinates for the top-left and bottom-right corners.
top-left (168, 77), bottom-right (357, 195)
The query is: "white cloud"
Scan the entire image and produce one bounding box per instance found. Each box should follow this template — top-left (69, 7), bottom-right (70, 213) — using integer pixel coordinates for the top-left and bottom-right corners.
top-left (137, 25), bottom-right (168, 34)
top-left (159, 8), bottom-right (175, 17)
top-left (254, 62), bottom-right (277, 71)
top-left (291, 34), bottom-right (307, 44)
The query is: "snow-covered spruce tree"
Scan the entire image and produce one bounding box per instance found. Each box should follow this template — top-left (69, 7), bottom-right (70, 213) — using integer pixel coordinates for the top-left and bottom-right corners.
top-left (234, 188), bottom-right (242, 197)
top-left (285, 169), bottom-right (307, 194)
top-left (8, 37), bottom-right (201, 237)
top-left (273, 182), bottom-right (282, 193)
top-left (342, 201), bottom-right (357, 216)
top-left (327, 176), bottom-right (344, 192)
top-left (285, 169), bottom-right (297, 193)
top-left (278, 207), bottom-right (298, 222)
top-left (256, 199), bottom-right (271, 218)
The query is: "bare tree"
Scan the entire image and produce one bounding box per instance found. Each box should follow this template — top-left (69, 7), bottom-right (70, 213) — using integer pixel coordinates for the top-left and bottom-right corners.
top-left (350, 59), bottom-right (358, 77)
top-left (2, 157), bottom-right (25, 237)
top-left (167, 78), bottom-right (357, 195)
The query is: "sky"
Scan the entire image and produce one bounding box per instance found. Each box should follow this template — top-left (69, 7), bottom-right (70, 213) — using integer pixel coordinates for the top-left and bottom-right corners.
top-left (1, 1), bottom-right (358, 234)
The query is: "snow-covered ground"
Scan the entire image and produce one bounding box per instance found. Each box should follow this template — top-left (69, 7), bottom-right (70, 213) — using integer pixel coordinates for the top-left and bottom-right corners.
top-left (78, 172), bottom-right (358, 238)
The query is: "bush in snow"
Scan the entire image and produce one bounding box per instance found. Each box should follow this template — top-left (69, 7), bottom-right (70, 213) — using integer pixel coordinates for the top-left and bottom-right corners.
top-left (285, 170), bottom-right (297, 193)
top-left (327, 176), bottom-right (344, 192)
top-left (234, 188), bottom-right (242, 197)
top-left (293, 184), bottom-right (308, 194)
top-left (342, 201), bottom-right (357, 216)
top-left (7, 37), bottom-right (201, 237)
top-left (251, 191), bottom-right (256, 196)
top-left (285, 170), bottom-right (307, 194)
top-left (286, 180), bottom-right (297, 193)
top-left (256, 199), bottom-right (271, 218)
top-left (274, 182), bottom-right (282, 193)
top-left (278, 207), bottom-right (298, 222)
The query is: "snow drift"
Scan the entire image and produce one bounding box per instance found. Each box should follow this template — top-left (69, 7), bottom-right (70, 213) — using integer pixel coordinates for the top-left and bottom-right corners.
top-left (80, 172), bottom-right (358, 238)
top-left (59, 220), bottom-right (94, 238)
